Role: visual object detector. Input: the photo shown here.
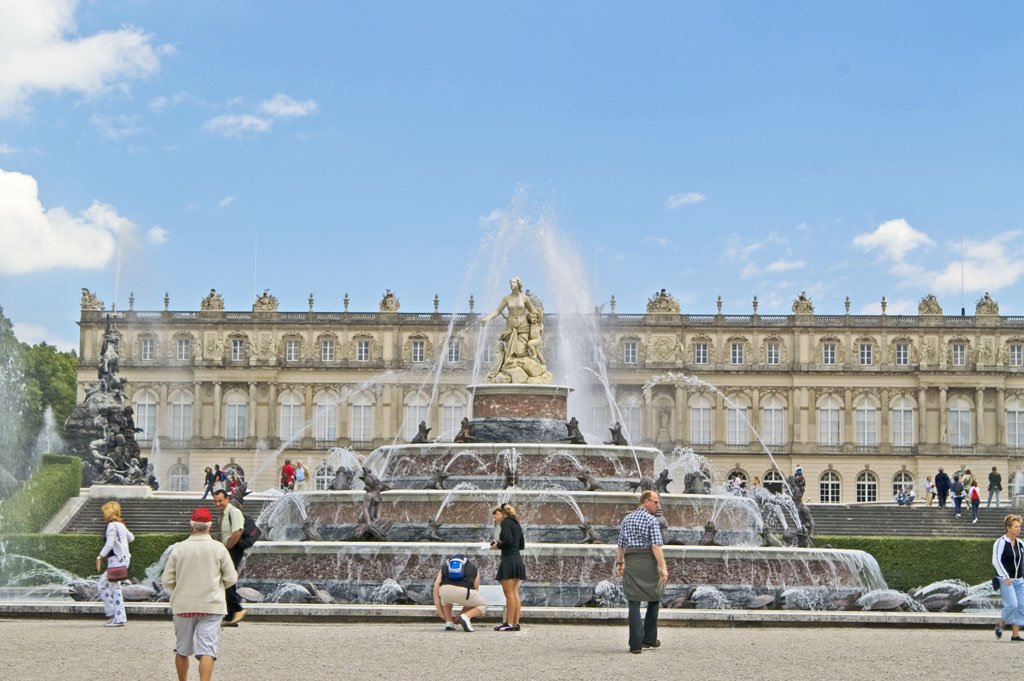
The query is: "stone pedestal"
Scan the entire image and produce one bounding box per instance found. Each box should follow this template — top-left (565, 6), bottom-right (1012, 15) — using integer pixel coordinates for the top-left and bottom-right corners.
top-left (469, 384), bottom-right (571, 420)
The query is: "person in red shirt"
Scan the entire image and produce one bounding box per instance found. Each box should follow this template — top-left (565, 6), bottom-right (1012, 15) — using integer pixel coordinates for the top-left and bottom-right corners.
top-left (280, 459), bottom-right (296, 491)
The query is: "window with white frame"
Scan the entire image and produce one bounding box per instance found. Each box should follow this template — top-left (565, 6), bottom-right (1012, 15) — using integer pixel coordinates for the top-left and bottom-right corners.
top-left (948, 397), bottom-right (972, 446)
top-left (764, 469), bottom-right (785, 494)
top-left (279, 394), bottom-right (304, 442)
top-left (895, 342), bottom-right (909, 366)
top-left (134, 396), bottom-right (156, 441)
top-left (231, 338), bottom-right (245, 361)
top-left (761, 396), bottom-right (785, 447)
top-left (356, 339), bottom-right (371, 362)
top-left (694, 342), bottom-right (708, 365)
top-left (952, 342), bottom-right (966, 367)
top-left (726, 406), bottom-right (748, 445)
top-left (766, 341), bottom-right (780, 365)
top-left (404, 403), bottom-right (429, 440)
top-left (730, 342), bottom-right (744, 365)
top-left (690, 396), bottom-right (712, 445)
top-left (411, 339), bottom-right (425, 363)
top-left (170, 397), bottom-right (192, 442)
top-left (623, 341), bottom-right (638, 365)
top-left (224, 399), bottom-right (247, 441)
top-left (1007, 399), bottom-right (1024, 448)
top-left (176, 338), bottom-right (191, 361)
top-left (351, 403), bottom-right (373, 442)
top-left (1011, 344), bottom-right (1024, 368)
top-left (223, 463), bottom-right (245, 482)
top-left (447, 339), bottom-right (461, 363)
top-left (321, 339), bottom-right (336, 362)
top-left (315, 402), bottom-right (338, 442)
top-left (589, 405), bottom-right (609, 435)
top-left (859, 343), bottom-right (872, 366)
top-left (619, 399), bottom-right (642, 441)
top-left (854, 400), bottom-right (877, 446)
top-left (167, 463), bottom-right (189, 492)
top-left (442, 404), bottom-right (464, 441)
top-left (315, 463), bottom-right (335, 490)
top-left (891, 396), bottom-right (915, 447)
top-left (818, 396), bottom-right (841, 446)
top-left (140, 337), bottom-right (154, 361)
top-left (892, 471), bottom-right (914, 498)
top-left (819, 470), bottom-right (841, 504)
top-left (285, 339), bottom-right (300, 362)
top-left (822, 342), bottom-right (836, 365)
top-left (855, 470), bottom-right (878, 502)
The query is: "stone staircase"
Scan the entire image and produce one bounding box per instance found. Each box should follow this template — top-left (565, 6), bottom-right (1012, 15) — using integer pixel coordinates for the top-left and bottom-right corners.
top-left (809, 503), bottom-right (1007, 538)
top-left (62, 496), bottom-right (269, 534)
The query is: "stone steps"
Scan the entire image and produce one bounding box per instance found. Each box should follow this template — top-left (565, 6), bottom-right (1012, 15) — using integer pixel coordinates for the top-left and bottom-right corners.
top-left (809, 504), bottom-right (1006, 538)
top-left (63, 497), bottom-right (268, 534)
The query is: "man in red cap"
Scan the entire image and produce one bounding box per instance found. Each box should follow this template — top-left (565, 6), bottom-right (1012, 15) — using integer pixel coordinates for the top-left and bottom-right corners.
top-left (162, 507), bottom-right (238, 681)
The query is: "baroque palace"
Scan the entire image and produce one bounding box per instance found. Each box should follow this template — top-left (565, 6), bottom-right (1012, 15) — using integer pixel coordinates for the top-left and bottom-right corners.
top-left (75, 286), bottom-right (1024, 503)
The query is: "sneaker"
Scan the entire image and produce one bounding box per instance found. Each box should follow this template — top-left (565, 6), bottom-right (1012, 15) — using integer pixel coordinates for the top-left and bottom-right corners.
top-left (512, 624), bottom-right (521, 631)
top-left (495, 623), bottom-right (516, 631)
top-left (629, 649), bottom-right (642, 655)
top-left (1011, 637), bottom-right (1024, 642)
top-left (459, 614), bottom-right (473, 632)
top-left (104, 621), bottom-right (125, 627)
top-left (973, 519), bottom-right (978, 524)
top-left (226, 610), bottom-right (247, 626)
top-left (995, 625), bottom-right (1003, 639)
top-left (444, 621), bottom-right (456, 631)
top-left (642, 640), bottom-right (661, 649)
top-left (494, 622), bottom-right (510, 631)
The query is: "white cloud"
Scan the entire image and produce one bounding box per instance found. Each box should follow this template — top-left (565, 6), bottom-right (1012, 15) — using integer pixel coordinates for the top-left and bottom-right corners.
top-left (0, 0), bottom-right (168, 117)
top-left (0, 168), bottom-right (135, 274)
top-left (664, 192), bottom-right (705, 209)
top-left (217, 195), bottom-right (237, 208)
top-left (740, 262), bottom-right (760, 279)
top-left (90, 113), bottom-right (142, 139)
top-left (764, 258), bottom-right (806, 273)
top-left (149, 91), bottom-right (188, 111)
top-left (921, 232), bottom-right (1024, 294)
top-left (852, 218), bottom-right (934, 261)
top-left (0, 143), bottom-right (15, 154)
top-left (146, 226), bottom-right (167, 245)
top-left (643, 236), bottom-right (671, 248)
top-left (723, 234), bottom-right (763, 263)
top-left (259, 93), bottom-right (317, 118)
top-left (12, 322), bottom-right (76, 352)
top-left (203, 113), bottom-right (272, 137)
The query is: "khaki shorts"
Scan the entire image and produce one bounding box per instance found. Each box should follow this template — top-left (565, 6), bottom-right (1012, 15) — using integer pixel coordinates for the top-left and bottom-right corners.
top-left (439, 584), bottom-right (487, 613)
top-left (173, 614), bottom-right (222, 659)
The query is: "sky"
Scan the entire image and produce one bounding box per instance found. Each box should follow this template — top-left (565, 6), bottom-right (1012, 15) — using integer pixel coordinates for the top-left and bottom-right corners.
top-left (1, 1), bottom-right (1023, 352)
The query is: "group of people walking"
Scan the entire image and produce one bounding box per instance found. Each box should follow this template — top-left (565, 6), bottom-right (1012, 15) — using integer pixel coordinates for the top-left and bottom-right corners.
top-left (200, 464), bottom-right (240, 500)
top-left (921, 467), bottom-right (1002, 523)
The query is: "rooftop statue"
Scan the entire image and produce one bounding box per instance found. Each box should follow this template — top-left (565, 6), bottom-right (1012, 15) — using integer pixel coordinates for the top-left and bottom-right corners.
top-left (80, 288), bottom-right (104, 311)
top-left (253, 288), bottom-right (279, 312)
top-left (646, 288), bottom-right (680, 314)
top-left (200, 288), bottom-right (224, 311)
top-left (791, 291), bottom-right (814, 315)
top-left (918, 294), bottom-right (942, 315)
top-left (481, 276), bottom-right (553, 384)
top-left (976, 292), bottom-right (999, 315)
top-left (379, 289), bottom-right (400, 312)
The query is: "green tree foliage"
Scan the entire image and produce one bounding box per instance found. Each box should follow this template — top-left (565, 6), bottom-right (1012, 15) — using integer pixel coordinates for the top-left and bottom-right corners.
top-left (21, 341), bottom-right (78, 443)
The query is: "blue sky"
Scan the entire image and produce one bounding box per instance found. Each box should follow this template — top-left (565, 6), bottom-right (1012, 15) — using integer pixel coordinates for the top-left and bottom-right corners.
top-left (2, 1), bottom-right (1023, 351)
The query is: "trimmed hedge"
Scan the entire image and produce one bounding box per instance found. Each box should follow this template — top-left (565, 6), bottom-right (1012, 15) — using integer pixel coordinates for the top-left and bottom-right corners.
top-left (3, 533), bottom-right (187, 581)
top-left (818, 535), bottom-right (993, 592)
top-left (0, 454), bottom-right (82, 533)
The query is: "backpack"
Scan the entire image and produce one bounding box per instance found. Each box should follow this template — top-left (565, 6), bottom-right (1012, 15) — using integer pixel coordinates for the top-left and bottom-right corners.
top-left (971, 487), bottom-right (980, 502)
top-left (446, 556), bottom-right (466, 580)
top-left (236, 514), bottom-right (262, 550)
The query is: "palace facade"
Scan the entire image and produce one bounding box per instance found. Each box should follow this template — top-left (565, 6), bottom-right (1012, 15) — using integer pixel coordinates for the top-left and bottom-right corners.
top-left (75, 287), bottom-right (1024, 502)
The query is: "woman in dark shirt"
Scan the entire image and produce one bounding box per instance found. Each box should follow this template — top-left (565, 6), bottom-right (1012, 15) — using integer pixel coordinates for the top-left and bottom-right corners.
top-left (490, 503), bottom-right (525, 631)
top-left (992, 514), bottom-right (1024, 640)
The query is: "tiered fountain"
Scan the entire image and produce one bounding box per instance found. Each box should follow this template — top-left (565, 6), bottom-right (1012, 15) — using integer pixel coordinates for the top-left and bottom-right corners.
top-left (239, 277), bottom-right (887, 610)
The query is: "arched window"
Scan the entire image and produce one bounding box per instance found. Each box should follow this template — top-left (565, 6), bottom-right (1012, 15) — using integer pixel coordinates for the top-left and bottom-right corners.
top-left (1007, 398), bottom-right (1024, 449)
top-left (224, 393), bottom-right (248, 442)
top-left (279, 391), bottom-right (304, 442)
top-left (315, 463), bottom-right (335, 490)
top-left (690, 395), bottom-right (713, 445)
top-left (761, 395), bottom-right (785, 447)
top-left (764, 469), bottom-right (785, 495)
top-left (350, 391), bottom-right (375, 444)
top-left (855, 470), bottom-right (878, 503)
top-left (892, 471), bottom-right (914, 498)
top-left (618, 394), bottom-right (643, 443)
top-left (727, 469), bottom-right (747, 492)
top-left (854, 396), bottom-right (878, 447)
top-left (223, 463), bottom-right (246, 482)
top-left (818, 395), bottom-right (842, 446)
top-left (314, 391), bottom-right (339, 444)
top-left (167, 463), bottom-right (189, 491)
top-left (726, 397), bottom-right (749, 446)
top-left (169, 390), bottom-right (193, 445)
top-left (404, 391), bottom-right (430, 441)
top-left (891, 396), bottom-right (916, 447)
top-left (133, 391), bottom-right (157, 441)
top-left (819, 470), bottom-right (841, 504)
top-left (948, 396), bottom-right (972, 446)
top-left (440, 391), bottom-right (467, 441)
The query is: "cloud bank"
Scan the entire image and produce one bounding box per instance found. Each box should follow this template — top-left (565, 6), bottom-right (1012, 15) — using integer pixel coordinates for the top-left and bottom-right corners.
top-left (204, 93), bottom-right (317, 138)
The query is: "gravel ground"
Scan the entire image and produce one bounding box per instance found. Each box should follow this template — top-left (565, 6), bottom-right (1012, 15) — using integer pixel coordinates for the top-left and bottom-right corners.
top-left (0, 617), bottom-right (1015, 680)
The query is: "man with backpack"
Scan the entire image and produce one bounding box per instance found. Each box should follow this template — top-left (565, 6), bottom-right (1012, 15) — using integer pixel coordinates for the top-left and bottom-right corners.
top-left (213, 489), bottom-right (247, 626)
top-left (432, 554), bottom-right (486, 632)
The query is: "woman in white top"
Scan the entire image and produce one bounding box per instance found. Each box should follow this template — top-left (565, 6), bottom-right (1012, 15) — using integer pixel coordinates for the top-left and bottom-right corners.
top-left (923, 476), bottom-right (935, 507)
top-left (992, 514), bottom-right (1024, 640)
top-left (96, 500), bottom-right (134, 627)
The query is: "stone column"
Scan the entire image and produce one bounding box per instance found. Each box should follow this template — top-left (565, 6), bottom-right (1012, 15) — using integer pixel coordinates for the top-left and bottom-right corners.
top-left (644, 389), bottom-right (656, 445)
top-left (880, 388), bottom-right (890, 447)
top-left (159, 383), bottom-right (169, 441)
top-left (213, 381), bottom-right (222, 439)
top-left (192, 381), bottom-right (202, 441)
top-left (806, 387), bottom-right (817, 449)
top-left (918, 387), bottom-right (928, 446)
top-left (675, 385), bottom-right (685, 445)
top-left (750, 387), bottom-right (761, 439)
top-left (305, 383), bottom-right (314, 439)
top-left (997, 388), bottom-right (1006, 447)
top-left (268, 382), bottom-right (278, 439)
top-left (977, 387), bottom-right (986, 446)
top-left (714, 391), bottom-right (726, 446)
top-left (843, 387), bottom-right (853, 447)
top-left (939, 387), bottom-right (948, 444)
top-left (248, 382), bottom-right (257, 440)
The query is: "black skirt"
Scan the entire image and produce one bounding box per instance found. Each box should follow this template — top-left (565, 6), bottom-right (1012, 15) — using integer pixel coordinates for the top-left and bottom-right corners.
top-left (497, 553), bottom-right (526, 581)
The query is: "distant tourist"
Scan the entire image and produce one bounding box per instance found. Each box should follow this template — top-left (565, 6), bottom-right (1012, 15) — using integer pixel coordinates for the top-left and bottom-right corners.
top-left (96, 500), bottom-right (134, 627)
top-left (212, 490), bottom-right (247, 626)
top-left (280, 459), bottom-right (296, 491)
top-left (923, 475), bottom-right (935, 507)
top-left (201, 467), bottom-right (216, 500)
top-left (992, 514), bottom-right (1024, 641)
top-left (963, 468), bottom-right (977, 490)
top-left (490, 503), bottom-right (525, 631)
top-left (934, 468), bottom-right (951, 508)
top-left (212, 464), bottom-right (225, 491)
top-left (615, 490), bottom-right (668, 654)
top-left (989, 467), bottom-right (1003, 508)
top-left (162, 507), bottom-right (238, 680)
top-left (950, 475), bottom-right (965, 519)
top-left (969, 483), bottom-right (982, 523)
top-left (294, 459), bottom-right (311, 492)
top-left (432, 554), bottom-right (486, 631)
top-left (896, 485), bottom-right (916, 507)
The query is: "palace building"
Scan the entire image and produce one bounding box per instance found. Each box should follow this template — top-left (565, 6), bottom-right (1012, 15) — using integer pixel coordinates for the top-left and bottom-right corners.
top-left (74, 286), bottom-right (1024, 502)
